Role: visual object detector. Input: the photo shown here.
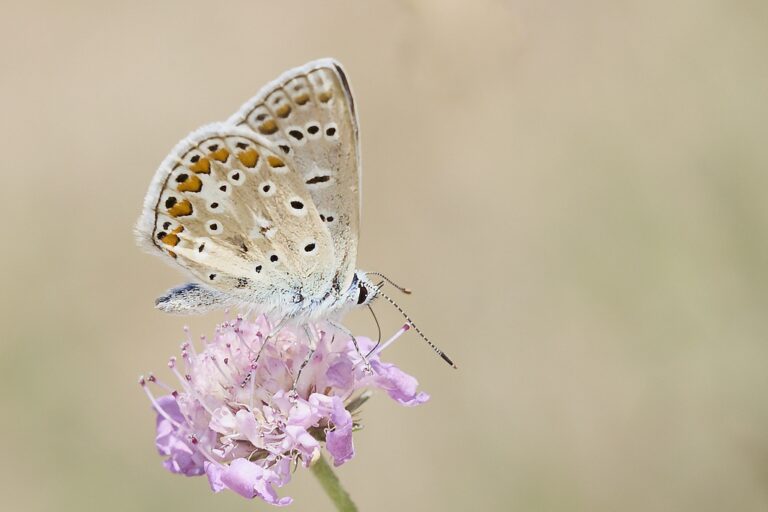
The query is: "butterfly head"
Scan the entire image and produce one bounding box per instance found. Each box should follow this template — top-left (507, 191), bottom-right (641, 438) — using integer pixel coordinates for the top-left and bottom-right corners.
top-left (349, 272), bottom-right (379, 306)
top-left (346, 271), bottom-right (457, 369)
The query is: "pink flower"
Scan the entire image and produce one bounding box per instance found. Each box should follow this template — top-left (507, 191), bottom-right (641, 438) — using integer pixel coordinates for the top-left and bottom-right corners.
top-left (140, 316), bottom-right (427, 505)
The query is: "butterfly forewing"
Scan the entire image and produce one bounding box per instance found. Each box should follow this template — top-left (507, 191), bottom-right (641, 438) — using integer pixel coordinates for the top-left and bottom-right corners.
top-left (227, 59), bottom-right (360, 294)
top-left (137, 124), bottom-right (335, 307)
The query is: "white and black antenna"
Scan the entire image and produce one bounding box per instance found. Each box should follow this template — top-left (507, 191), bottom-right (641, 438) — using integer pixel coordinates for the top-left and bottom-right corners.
top-left (373, 285), bottom-right (457, 369)
top-left (366, 272), bottom-right (413, 295)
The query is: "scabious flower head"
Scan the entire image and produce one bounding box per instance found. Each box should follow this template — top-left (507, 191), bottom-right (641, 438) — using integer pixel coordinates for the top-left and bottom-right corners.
top-left (140, 315), bottom-right (428, 506)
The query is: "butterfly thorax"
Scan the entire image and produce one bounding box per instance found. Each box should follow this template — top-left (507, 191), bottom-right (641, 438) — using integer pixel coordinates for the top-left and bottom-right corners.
top-left (297, 270), bottom-right (377, 319)
top-left (224, 269), bottom-right (374, 323)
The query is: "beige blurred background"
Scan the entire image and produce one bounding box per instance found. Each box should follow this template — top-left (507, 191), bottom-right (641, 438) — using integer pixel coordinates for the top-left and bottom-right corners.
top-left (1, 0), bottom-right (767, 510)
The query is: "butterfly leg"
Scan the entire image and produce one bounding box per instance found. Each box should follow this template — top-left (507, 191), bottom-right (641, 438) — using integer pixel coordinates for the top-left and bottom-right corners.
top-left (329, 320), bottom-right (372, 374)
top-left (252, 314), bottom-right (292, 365)
top-left (240, 314), bottom-right (294, 389)
top-left (290, 324), bottom-right (318, 398)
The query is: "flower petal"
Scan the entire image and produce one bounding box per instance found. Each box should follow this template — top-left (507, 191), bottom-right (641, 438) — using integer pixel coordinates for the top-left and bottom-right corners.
top-left (209, 406), bottom-right (237, 435)
top-left (371, 360), bottom-right (430, 406)
top-left (155, 394), bottom-right (185, 423)
top-left (154, 395), bottom-right (206, 476)
top-left (220, 458), bottom-right (292, 505)
top-left (204, 461), bottom-right (226, 492)
top-left (235, 409), bottom-right (263, 448)
top-left (287, 399), bottom-right (317, 429)
top-left (326, 357), bottom-right (354, 391)
top-left (283, 425), bottom-right (320, 462)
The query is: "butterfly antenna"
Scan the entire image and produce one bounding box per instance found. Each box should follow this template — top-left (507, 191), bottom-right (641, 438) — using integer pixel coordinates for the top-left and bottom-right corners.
top-left (374, 288), bottom-right (457, 369)
top-left (367, 272), bottom-right (412, 294)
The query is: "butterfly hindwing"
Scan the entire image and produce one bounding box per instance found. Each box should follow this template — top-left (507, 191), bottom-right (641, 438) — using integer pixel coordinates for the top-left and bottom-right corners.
top-left (136, 124), bottom-right (335, 311)
top-left (154, 282), bottom-right (236, 314)
top-left (227, 59), bottom-right (360, 294)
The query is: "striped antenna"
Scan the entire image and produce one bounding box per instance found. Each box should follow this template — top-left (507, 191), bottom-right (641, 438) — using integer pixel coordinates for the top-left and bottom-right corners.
top-left (366, 272), bottom-right (412, 294)
top-left (374, 288), bottom-right (457, 369)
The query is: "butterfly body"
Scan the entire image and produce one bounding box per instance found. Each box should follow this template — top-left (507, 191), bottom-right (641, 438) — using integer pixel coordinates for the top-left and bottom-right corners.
top-left (136, 59), bottom-right (377, 323)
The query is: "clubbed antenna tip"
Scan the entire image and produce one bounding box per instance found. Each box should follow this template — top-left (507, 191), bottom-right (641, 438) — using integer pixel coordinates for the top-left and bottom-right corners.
top-left (375, 289), bottom-right (457, 369)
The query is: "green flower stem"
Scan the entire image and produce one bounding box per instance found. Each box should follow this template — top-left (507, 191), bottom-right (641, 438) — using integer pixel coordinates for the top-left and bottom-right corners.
top-left (310, 454), bottom-right (358, 512)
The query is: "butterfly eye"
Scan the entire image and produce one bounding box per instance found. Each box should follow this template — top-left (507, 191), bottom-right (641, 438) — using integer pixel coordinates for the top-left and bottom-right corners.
top-left (356, 284), bottom-right (369, 305)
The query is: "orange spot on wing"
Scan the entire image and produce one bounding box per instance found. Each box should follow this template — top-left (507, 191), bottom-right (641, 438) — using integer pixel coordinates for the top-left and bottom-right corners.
top-left (295, 93), bottom-right (310, 105)
top-left (168, 199), bottom-right (193, 217)
top-left (160, 233), bottom-right (180, 246)
top-left (258, 119), bottom-right (278, 135)
top-left (189, 157), bottom-right (211, 174)
top-left (275, 104), bottom-right (291, 118)
top-left (238, 149), bottom-right (260, 168)
top-left (211, 148), bottom-right (229, 162)
top-left (317, 91), bottom-right (332, 103)
top-left (177, 174), bottom-right (202, 193)
top-left (267, 155), bottom-right (285, 168)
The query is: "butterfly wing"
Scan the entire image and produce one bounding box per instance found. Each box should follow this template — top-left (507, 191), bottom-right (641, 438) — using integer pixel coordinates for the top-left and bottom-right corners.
top-left (227, 58), bottom-right (360, 294)
top-left (136, 123), bottom-right (336, 313)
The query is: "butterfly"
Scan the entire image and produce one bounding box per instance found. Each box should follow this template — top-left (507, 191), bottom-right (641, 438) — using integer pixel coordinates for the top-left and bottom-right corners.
top-left (136, 59), bottom-right (454, 367)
